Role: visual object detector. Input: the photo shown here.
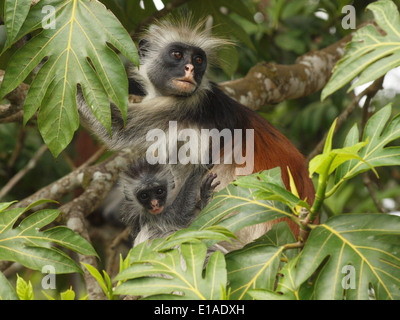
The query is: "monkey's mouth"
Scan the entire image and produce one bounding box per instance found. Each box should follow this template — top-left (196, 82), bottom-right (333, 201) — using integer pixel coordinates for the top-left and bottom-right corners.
top-left (148, 207), bottom-right (164, 215)
top-left (173, 78), bottom-right (196, 93)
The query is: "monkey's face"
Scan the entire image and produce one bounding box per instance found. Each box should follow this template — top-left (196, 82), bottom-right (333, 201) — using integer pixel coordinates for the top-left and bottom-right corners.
top-left (136, 185), bottom-right (167, 215)
top-left (147, 42), bottom-right (207, 97)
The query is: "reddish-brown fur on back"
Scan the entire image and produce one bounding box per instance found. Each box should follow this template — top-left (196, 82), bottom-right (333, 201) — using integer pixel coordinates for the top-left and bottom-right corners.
top-left (238, 106), bottom-right (315, 236)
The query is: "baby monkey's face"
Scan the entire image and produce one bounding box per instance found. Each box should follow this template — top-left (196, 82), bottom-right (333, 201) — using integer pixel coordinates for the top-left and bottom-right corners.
top-left (136, 185), bottom-right (167, 215)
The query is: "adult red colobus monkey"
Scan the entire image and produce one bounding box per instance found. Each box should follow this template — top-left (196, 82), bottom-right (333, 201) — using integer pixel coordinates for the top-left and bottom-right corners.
top-left (77, 18), bottom-right (315, 246)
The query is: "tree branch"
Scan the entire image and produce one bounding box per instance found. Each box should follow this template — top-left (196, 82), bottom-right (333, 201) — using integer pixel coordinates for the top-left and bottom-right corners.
top-left (220, 33), bottom-right (352, 110)
top-left (14, 148), bottom-right (136, 209)
top-left (57, 148), bottom-right (136, 300)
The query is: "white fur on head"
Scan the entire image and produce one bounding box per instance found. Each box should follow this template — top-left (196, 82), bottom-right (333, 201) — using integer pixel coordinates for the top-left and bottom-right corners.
top-left (140, 17), bottom-right (233, 68)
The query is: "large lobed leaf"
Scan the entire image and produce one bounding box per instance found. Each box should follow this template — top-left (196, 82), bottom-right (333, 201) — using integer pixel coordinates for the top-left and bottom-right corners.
top-left (0, 0), bottom-right (139, 157)
top-left (247, 257), bottom-right (301, 300)
top-left (3, 0), bottom-right (32, 49)
top-left (295, 213), bottom-right (400, 300)
top-left (190, 168), bottom-right (294, 238)
top-left (114, 241), bottom-right (227, 300)
top-left (322, 0), bottom-right (400, 100)
top-left (0, 200), bottom-right (98, 274)
top-left (0, 271), bottom-right (18, 300)
top-left (225, 222), bottom-right (296, 300)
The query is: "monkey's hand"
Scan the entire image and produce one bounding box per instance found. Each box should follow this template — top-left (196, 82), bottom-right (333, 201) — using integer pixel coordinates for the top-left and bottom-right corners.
top-left (198, 173), bottom-right (220, 210)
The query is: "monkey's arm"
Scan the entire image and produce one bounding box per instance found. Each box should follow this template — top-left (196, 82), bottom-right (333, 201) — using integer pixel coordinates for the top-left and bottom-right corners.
top-left (76, 88), bottom-right (125, 145)
top-left (168, 167), bottom-right (209, 216)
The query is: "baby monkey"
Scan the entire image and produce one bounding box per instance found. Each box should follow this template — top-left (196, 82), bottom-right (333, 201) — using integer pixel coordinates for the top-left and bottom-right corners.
top-left (120, 160), bottom-right (220, 246)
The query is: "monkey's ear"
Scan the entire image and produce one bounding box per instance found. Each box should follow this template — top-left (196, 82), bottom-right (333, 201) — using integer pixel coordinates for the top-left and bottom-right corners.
top-left (138, 39), bottom-right (150, 58)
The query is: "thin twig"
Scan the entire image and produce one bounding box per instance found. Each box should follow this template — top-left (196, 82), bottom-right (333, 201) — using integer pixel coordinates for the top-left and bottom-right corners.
top-left (307, 77), bottom-right (385, 161)
top-left (358, 77), bottom-right (385, 213)
top-left (283, 241), bottom-right (304, 250)
top-left (7, 125), bottom-right (26, 168)
top-left (363, 173), bottom-right (386, 213)
top-left (360, 76), bottom-right (385, 139)
top-left (0, 144), bottom-right (48, 200)
top-left (0, 110), bottom-right (24, 124)
top-left (78, 145), bottom-right (108, 170)
top-left (106, 227), bottom-right (131, 276)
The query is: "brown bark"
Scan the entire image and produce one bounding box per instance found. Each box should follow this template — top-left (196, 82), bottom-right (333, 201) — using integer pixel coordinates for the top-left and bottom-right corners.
top-left (220, 34), bottom-right (351, 110)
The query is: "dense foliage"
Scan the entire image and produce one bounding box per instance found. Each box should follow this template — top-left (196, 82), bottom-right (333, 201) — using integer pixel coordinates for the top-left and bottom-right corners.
top-left (0, 0), bottom-right (399, 300)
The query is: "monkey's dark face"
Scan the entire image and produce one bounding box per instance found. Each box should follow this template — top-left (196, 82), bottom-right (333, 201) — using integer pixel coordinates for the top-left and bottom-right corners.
top-left (136, 185), bottom-right (168, 215)
top-left (147, 42), bottom-right (207, 97)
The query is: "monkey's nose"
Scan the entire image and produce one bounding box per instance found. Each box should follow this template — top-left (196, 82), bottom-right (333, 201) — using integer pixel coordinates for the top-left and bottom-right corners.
top-left (185, 64), bottom-right (194, 73)
top-left (151, 200), bottom-right (159, 209)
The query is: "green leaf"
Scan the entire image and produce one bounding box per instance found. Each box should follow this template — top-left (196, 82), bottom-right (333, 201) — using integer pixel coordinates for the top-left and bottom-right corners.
top-left (335, 105), bottom-right (400, 184)
top-left (0, 202), bottom-right (97, 274)
top-left (234, 168), bottom-right (309, 210)
top-left (114, 242), bottom-right (227, 300)
top-left (16, 274), bottom-right (34, 300)
top-left (82, 263), bottom-right (112, 299)
top-left (0, 201), bottom-right (17, 213)
top-left (253, 222), bottom-right (298, 260)
top-left (3, 0), bottom-right (31, 49)
top-left (310, 141), bottom-right (370, 178)
top-left (0, 272), bottom-right (18, 300)
top-left (247, 257), bottom-right (300, 300)
top-left (60, 287), bottom-right (76, 300)
top-left (225, 222), bottom-right (296, 300)
top-left (41, 290), bottom-right (56, 300)
top-left (226, 242), bottom-right (283, 300)
top-left (274, 257), bottom-right (301, 300)
top-left (103, 270), bottom-right (113, 297)
top-left (247, 288), bottom-right (285, 300)
top-left (0, 0), bottom-right (139, 157)
top-left (42, 226), bottom-right (98, 256)
top-left (190, 173), bottom-right (293, 238)
top-left (322, 0), bottom-right (400, 100)
top-left (308, 118), bottom-right (336, 176)
top-left (155, 226), bottom-right (237, 251)
top-left (295, 213), bottom-right (400, 300)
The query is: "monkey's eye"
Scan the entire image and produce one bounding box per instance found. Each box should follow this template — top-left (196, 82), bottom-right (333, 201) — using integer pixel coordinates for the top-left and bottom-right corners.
top-left (156, 188), bottom-right (165, 195)
top-left (140, 192), bottom-right (149, 200)
top-left (194, 56), bottom-right (203, 64)
top-left (172, 51), bottom-right (183, 60)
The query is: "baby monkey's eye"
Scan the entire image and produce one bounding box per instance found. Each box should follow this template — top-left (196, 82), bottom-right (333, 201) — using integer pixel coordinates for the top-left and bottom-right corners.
top-left (140, 192), bottom-right (149, 200)
top-left (172, 51), bottom-right (183, 60)
top-left (156, 188), bottom-right (165, 195)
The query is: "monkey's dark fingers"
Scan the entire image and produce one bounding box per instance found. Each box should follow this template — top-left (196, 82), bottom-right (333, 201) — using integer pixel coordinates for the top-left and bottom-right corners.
top-left (201, 173), bottom-right (216, 193)
top-left (205, 173), bottom-right (218, 185)
top-left (210, 181), bottom-right (221, 190)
